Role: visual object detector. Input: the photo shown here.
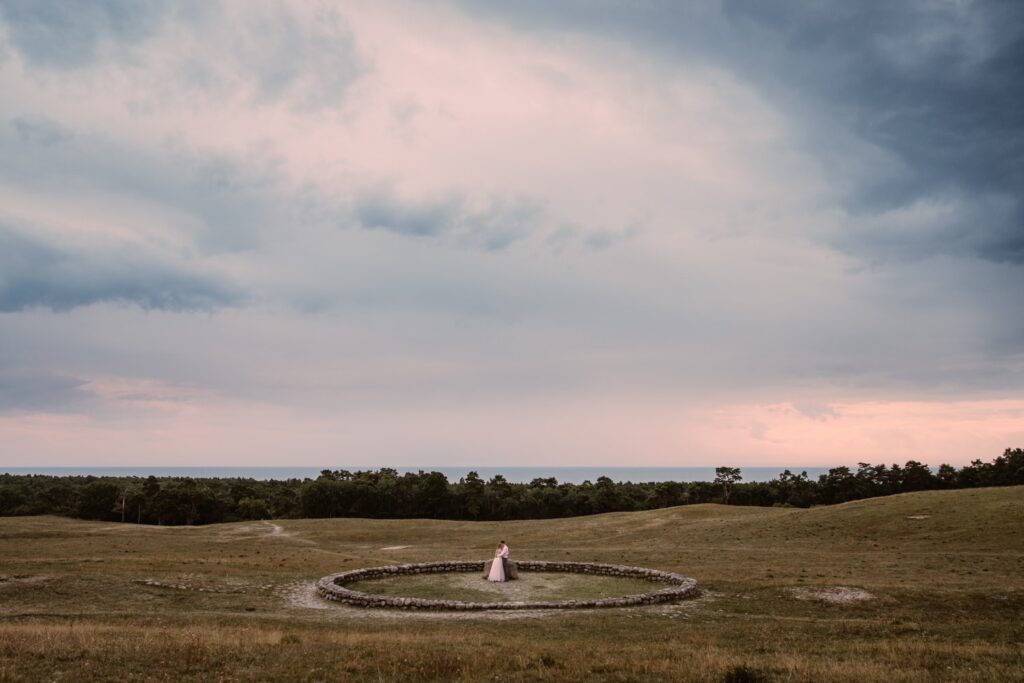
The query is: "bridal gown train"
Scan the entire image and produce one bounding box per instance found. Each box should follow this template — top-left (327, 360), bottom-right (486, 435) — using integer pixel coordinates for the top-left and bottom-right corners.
top-left (486, 553), bottom-right (505, 582)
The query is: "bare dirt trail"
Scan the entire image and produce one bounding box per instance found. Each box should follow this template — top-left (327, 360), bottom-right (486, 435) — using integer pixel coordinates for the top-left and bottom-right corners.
top-left (215, 521), bottom-right (317, 545)
top-left (260, 521), bottom-right (317, 544)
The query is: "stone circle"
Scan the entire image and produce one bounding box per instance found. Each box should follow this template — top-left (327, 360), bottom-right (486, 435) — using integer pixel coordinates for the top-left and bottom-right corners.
top-left (316, 560), bottom-right (697, 610)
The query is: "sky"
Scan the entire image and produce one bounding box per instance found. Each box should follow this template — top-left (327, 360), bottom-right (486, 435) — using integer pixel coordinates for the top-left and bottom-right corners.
top-left (0, 0), bottom-right (1022, 468)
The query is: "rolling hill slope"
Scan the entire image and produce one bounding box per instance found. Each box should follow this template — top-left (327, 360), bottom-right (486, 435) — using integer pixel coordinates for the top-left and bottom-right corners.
top-left (0, 486), bottom-right (1021, 682)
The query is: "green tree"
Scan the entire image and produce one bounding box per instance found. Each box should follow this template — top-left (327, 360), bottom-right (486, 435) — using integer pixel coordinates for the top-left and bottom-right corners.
top-left (771, 470), bottom-right (816, 507)
top-left (415, 472), bottom-right (451, 517)
top-left (818, 466), bottom-right (857, 504)
top-left (936, 464), bottom-right (958, 488)
top-left (897, 460), bottom-right (936, 492)
top-left (236, 497), bottom-right (270, 520)
top-left (714, 467), bottom-right (742, 505)
top-left (992, 448), bottom-right (1024, 485)
top-left (593, 476), bottom-right (621, 513)
top-left (77, 480), bottom-right (121, 520)
top-left (460, 471), bottom-right (485, 519)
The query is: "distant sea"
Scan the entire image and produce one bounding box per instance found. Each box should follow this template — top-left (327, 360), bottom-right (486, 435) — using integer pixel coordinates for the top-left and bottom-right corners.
top-left (0, 466), bottom-right (833, 484)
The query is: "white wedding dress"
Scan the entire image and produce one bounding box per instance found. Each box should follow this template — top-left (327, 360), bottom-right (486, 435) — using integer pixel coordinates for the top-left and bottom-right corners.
top-left (486, 551), bottom-right (505, 582)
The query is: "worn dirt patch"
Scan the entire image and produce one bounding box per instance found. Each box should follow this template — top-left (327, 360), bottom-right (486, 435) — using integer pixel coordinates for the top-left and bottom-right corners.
top-left (134, 575), bottom-right (275, 594)
top-left (0, 574), bottom-right (53, 585)
top-left (280, 581), bottom-right (330, 610)
top-left (282, 575), bottom-right (710, 622)
top-left (344, 571), bottom-right (658, 604)
top-left (791, 586), bottom-right (875, 604)
top-left (217, 521), bottom-right (316, 545)
top-left (280, 580), bottom-right (561, 621)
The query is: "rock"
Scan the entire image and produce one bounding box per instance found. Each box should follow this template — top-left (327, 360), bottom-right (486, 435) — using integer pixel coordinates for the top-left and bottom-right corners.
top-left (316, 559), bottom-right (698, 611)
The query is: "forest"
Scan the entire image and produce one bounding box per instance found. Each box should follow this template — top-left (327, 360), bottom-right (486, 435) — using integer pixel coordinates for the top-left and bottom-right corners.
top-left (0, 448), bottom-right (1021, 526)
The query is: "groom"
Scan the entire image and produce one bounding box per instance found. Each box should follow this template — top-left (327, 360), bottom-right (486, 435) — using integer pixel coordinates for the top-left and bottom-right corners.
top-left (499, 540), bottom-right (509, 578)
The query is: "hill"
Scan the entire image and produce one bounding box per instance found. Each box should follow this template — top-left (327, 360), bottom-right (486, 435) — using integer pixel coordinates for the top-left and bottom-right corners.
top-left (0, 487), bottom-right (1021, 681)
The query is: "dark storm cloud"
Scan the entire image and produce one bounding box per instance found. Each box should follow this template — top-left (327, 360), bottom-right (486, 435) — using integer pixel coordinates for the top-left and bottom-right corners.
top-left (0, 0), bottom-right (168, 68)
top-left (0, 224), bottom-right (243, 312)
top-left (454, 0), bottom-right (1024, 263)
top-left (722, 0), bottom-right (1024, 264)
top-left (354, 191), bottom-right (541, 251)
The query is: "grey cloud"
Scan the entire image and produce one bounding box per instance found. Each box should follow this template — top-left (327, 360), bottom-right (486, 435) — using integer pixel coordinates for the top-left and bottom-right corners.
top-left (0, 0), bottom-right (168, 68)
top-left (0, 1), bottom-right (362, 108)
top-left (583, 225), bottom-right (641, 252)
top-left (792, 402), bottom-right (838, 422)
top-left (0, 224), bottom-right (244, 312)
top-left (233, 4), bottom-right (361, 108)
top-left (0, 370), bottom-right (89, 413)
top-left (356, 193), bottom-right (461, 237)
top-left (722, 0), bottom-right (1024, 263)
top-left (12, 116), bottom-right (72, 146)
top-left (833, 192), bottom-right (1024, 265)
top-left (453, 1), bottom-right (1024, 264)
top-left (2, 117), bottom-right (284, 253)
top-left (544, 223), bottom-right (641, 254)
top-left (354, 191), bottom-right (541, 251)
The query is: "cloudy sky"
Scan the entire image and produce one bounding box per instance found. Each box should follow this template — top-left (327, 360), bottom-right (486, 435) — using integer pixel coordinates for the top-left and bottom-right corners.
top-left (1, 0), bottom-right (1021, 468)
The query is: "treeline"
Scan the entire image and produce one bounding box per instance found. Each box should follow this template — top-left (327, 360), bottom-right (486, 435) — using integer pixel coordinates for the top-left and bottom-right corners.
top-left (0, 449), bottom-right (1020, 525)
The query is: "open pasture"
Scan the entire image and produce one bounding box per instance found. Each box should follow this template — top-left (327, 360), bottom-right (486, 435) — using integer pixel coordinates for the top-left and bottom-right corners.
top-left (0, 486), bottom-right (1022, 681)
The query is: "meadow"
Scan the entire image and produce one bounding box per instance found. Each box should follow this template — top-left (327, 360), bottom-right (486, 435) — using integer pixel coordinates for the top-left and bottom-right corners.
top-left (0, 486), bottom-right (1021, 682)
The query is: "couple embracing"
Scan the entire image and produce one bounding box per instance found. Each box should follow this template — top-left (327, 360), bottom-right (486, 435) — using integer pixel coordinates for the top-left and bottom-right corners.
top-left (486, 540), bottom-right (510, 582)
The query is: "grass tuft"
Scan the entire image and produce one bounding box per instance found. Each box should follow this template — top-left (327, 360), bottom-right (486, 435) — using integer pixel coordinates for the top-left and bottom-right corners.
top-left (723, 664), bottom-right (768, 683)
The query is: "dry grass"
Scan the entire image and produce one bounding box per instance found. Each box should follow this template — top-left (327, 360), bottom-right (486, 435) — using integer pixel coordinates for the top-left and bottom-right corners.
top-left (1, 487), bottom-right (1022, 681)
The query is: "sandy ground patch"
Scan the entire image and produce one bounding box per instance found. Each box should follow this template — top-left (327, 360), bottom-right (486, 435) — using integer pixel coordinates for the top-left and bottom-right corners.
top-left (280, 581), bottom-right (331, 610)
top-left (790, 586), bottom-right (875, 604)
top-left (0, 574), bottom-right (53, 585)
top-left (216, 521), bottom-right (316, 545)
top-left (134, 575), bottom-right (275, 594)
top-left (278, 580), bottom-right (560, 621)
top-left (279, 576), bottom-right (709, 621)
top-left (88, 524), bottom-right (197, 533)
top-left (344, 571), bottom-right (660, 604)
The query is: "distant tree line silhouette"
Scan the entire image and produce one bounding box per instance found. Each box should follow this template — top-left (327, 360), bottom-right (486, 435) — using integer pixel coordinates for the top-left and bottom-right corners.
top-left (0, 448), bottom-right (1020, 526)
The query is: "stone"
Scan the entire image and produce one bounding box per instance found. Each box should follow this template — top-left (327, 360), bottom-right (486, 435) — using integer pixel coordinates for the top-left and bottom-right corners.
top-left (317, 559), bottom-right (697, 611)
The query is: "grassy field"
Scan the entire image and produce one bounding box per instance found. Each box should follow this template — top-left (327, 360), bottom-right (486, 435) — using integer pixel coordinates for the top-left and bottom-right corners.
top-left (0, 486), bottom-right (1021, 682)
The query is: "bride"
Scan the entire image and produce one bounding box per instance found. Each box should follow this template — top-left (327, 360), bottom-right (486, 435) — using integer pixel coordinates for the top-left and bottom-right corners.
top-left (486, 543), bottom-right (505, 582)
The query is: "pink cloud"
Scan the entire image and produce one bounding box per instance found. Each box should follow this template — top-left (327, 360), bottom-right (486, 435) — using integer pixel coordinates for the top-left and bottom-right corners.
top-left (2, 394), bottom-right (1019, 468)
top-left (687, 400), bottom-right (1024, 466)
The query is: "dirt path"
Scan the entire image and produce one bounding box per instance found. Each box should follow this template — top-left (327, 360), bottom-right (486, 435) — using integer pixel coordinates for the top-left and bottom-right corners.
top-left (264, 522), bottom-right (286, 537)
top-left (280, 580), bottom-right (564, 621)
top-left (791, 586), bottom-right (874, 604)
top-left (279, 579), bottom-right (713, 622)
top-left (261, 521), bottom-right (317, 544)
top-left (216, 521), bottom-right (316, 545)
